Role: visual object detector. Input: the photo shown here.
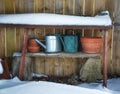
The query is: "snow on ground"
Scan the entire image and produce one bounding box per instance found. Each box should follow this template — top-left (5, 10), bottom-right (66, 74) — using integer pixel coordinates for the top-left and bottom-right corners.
top-left (0, 11), bottom-right (112, 26)
top-left (0, 77), bottom-right (120, 94)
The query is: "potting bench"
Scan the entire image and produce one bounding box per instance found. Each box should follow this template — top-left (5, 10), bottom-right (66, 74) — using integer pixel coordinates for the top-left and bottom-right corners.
top-left (0, 13), bottom-right (112, 87)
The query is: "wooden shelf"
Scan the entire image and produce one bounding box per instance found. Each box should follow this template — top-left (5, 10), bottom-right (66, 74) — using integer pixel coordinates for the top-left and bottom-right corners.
top-left (26, 52), bottom-right (100, 58)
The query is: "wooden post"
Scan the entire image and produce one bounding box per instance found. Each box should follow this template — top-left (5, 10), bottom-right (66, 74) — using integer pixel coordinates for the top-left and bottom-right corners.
top-left (19, 28), bottom-right (28, 80)
top-left (103, 30), bottom-right (108, 87)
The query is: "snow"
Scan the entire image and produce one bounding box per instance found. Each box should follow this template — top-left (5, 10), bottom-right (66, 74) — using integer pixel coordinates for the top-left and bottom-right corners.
top-left (0, 58), bottom-right (3, 74)
top-left (32, 73), bottom-right (48, 78)
top-left (0, 77), bottom-right (120, 94)
top-left (12, 52), bottom-right (22, 57)
top-left (0, 11), bottom-right (112, 26)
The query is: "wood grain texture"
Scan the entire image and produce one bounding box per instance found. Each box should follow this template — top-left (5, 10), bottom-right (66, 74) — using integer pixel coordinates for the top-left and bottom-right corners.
top-left (34, 57), bottom-right (45, 74)
top-left (0, 0), bottom-right (5, 13)
top-left (24, 0), bottom-right (34, 13)
top-left (4, 0), bottom-right (15, 14)
top-left (15, 0), bottom-right (24, 13)
top-left (15, 28), bottom-right (24, 52)
top-left (113, 27), bottom-right (120, 76)
top-left (0, 29), bottom-right (5, 57)
top-left (6, 28), bottom-right (16, 57)
top-left (95, 0), bottom-right (106, 14)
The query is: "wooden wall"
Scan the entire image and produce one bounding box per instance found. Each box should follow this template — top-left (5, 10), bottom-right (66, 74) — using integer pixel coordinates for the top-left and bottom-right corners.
top-left (112, 0), bottom-right (120, 76)
top-left (0, 0), bottom-right (114, 77)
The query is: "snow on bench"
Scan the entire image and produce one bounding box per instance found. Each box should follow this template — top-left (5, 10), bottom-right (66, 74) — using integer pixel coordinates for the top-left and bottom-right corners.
top-left (0, 11), bottom-right (112, 26)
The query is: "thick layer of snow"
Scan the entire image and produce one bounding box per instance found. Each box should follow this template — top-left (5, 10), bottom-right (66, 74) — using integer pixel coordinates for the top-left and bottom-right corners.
top-left (0, 58), bottom-right (3, 74)
top-left (0, 11), bottom-right (112, 26)
top-left (0, 77), bottom-right (120, 94)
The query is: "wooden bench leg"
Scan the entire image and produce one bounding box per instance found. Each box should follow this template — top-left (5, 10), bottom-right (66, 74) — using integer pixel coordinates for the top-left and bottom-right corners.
top-left (19, 29), bottom-right (28, 80)
top-left (103, 30), bottom-right (108, 87)
top-left (0, 58), bottom-right (11, 79)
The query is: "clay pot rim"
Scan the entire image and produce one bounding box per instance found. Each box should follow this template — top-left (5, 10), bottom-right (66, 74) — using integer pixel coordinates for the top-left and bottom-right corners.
top-left (80, 37), bottom-right (102, 42)
top-left (27, 46), bottom-right (40, 52)
top-left (27, 46), bottom-right (40, 49)
top-left (81, 37), bottom-right (102, 39)
top-left (80, 37), bottom-right (102, 53)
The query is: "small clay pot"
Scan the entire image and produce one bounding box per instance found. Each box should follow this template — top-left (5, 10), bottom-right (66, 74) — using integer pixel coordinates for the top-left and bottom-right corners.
top-left (28, 38), bottom-right (39, 47)
top-left (27, 46), bottom-right (40, 53)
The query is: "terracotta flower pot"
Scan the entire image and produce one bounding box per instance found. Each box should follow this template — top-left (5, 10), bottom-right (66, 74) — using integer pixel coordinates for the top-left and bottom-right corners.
top-left (27, 46), bottom-right (40, 53)
top-left (28, 38), bottom-right (39, 47)
top-left (80, 37), bottom-right (102, 53)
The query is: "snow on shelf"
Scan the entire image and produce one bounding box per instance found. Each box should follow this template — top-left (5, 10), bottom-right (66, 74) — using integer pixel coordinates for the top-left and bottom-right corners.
top-left (0, 11), bottom-right (112, 26)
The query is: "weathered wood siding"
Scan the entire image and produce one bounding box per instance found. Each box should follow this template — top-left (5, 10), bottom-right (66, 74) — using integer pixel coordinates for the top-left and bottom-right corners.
top-left (0, 0), bottom-right (113, 77)
top-left (112, 0), bottom-right (120, 76)
top-left (113, 26), bottom-right (120, 76)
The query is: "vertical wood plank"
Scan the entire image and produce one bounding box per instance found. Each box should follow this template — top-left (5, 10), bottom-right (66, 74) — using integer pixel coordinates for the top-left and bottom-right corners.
top-left (113, 27), bottom-right (120, 76)
top-left (71, 58), bottom-right (78, 75)
top-left (112, 28), bottom-right (117, 75)
top-left (63, 0), bottom-right (66, 14)
top-left (75, 0), bottom-right (82, 15)
top-left (15, 0), bottom-right (24, 13)
top-left (85, 0), bottom-right (93, 16)
top-left (84, 0), bottom-right (93, 36)
top-left (106, 0), bottom-right (114, 18)
top-left (4, 0), bottom-right (15, 13)
top-left (44, 0), bottom-right (55, 13)
top-left (15, 0), bottom-right (25, 52)
top-left (92, 0), bottom-right (95, 16)
top-left (34, 57), bottom-right (45, 74)
top-left (0, 0), bottom-right (5, 13)
top-left (4, 0), bottom-right (16, 57)
top-left (91, 0), bottom-right (95, 37)
top-left (15, 29), bottom-right (24, 52)
top-left (81, 0), bottom-right (85, 15)
top-left (24, 0), bottom-right (34, 13)
top-left (115, 30), bottom-right (120, 75)
top-left (81, 0), bottom-right (86, 36)
top-left (44, 57), bottom-right (54, 75)
top-left (34, 0), bottom-right (44, 13)
top-left (0, 29), bottom-right (5, 57)
top-left (58, 58), bottom-right (64, 76)
top-left (64, 0), bottom-right (74, 15)
top-left (63, 58), bottom-right (73, 76)
top-left (55, 0), bottom-right (63, 14)
top-left (94, 0), bottom-right (105, 36)
top-left (72, 0), bottom-right (75, 15)
top-left (95, 0), bottom-right (106, 14)
top-left (107, 29), bottom-right (113, 75)
top-left (54, 58), bottom-right (62, 76)
top-left (6, 28), bottom-right (16, 57)
top-left (43, 0), bottom-right (55, 50)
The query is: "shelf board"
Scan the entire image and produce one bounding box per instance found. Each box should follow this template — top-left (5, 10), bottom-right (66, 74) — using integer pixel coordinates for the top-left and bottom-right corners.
top-left (26, 52), bottom-right (100, 58)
